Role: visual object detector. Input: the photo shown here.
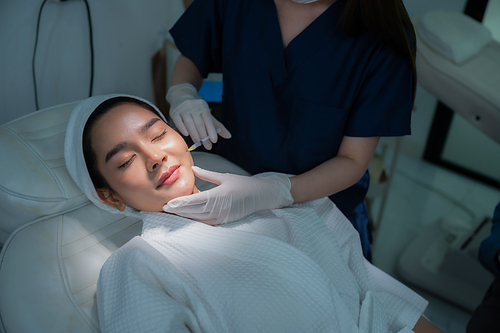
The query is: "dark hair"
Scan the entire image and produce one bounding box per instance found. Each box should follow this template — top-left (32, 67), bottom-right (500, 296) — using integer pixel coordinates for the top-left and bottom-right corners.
top-left (342, 0), bottom-right (417, 105)
top-left (82, 97), bottom-right (160, 191)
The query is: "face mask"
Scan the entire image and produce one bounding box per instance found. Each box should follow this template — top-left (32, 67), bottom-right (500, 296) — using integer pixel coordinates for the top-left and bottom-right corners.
top-left (291, 0), bottom-right (318, 3)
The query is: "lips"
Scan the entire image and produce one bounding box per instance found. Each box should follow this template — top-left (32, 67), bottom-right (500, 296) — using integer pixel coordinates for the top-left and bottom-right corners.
top-left (157, 165), bottom-right (181, 188)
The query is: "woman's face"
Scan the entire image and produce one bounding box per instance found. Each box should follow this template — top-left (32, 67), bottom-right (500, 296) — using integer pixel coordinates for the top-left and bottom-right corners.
top-left (91, 103), bottom-right (197, 212)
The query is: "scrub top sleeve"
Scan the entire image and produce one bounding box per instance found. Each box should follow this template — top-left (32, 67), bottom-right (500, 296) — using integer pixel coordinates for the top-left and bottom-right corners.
top-left (344, 46), bottom-right (413, 137)
top-left (170, 0), bottom-right (224, 78)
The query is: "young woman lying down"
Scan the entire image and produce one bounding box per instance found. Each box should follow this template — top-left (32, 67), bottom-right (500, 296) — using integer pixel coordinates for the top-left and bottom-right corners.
top-left (64, 94), bottom-right (443, 333)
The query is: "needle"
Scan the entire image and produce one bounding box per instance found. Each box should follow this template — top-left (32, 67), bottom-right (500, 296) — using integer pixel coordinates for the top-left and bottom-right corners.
top-left (188, 129), bottom-right (222, 151)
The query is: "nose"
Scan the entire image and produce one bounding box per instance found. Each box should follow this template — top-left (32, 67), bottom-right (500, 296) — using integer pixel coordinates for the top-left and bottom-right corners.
top-left (146, 149), bottom-right (166, 172)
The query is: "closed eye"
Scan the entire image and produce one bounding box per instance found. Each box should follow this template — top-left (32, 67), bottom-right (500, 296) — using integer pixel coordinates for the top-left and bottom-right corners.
top-left (153, 130), bottom-right (167, 142)
top-left (118, 155), bottom-right (135, 169)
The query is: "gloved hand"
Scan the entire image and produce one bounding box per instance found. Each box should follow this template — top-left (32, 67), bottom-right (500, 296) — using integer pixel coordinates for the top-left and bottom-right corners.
top-left (163, 166), bottom-right (294, 225)
top-left (166, 83), bottom-right (231, 150)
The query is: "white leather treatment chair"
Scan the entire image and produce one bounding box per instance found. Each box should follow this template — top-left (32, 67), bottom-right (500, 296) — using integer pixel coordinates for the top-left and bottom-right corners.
top-left (398, 10), bottom-right (499, 312)
top-left (0, 102), bottom-right (249, 332)
top-left (413, 10), bottom-right (500, 144)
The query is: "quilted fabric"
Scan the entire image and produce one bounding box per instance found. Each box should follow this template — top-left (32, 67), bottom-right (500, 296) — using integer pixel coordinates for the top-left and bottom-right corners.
top-left (96, 198), bottom-right (427, 332)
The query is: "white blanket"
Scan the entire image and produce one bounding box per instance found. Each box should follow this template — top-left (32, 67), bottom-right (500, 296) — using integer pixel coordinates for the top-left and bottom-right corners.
top-left (96, 198), bottom-right (427, 332)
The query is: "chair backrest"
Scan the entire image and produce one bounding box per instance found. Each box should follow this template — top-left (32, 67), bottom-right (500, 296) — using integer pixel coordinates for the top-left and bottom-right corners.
top-left (0, 102), bottom-right (249, 333)
top-left (0, 102), bottom-right (86, 244)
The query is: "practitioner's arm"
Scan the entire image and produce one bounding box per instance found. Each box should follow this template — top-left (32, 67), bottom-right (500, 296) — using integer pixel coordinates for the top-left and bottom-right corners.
top-left (164, 137), bottom-right (378, 225)
top-left (413, 316), bottom-right (444, 333)
top-left (290, 136), bottom-right (379, 203)
top-left (167, 54), bottom-right (231, 149)
top-left (171, 54), bottom-right (204, 89)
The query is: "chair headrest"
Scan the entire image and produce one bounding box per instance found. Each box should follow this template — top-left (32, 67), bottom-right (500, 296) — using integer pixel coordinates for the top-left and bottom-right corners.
top-left (0, 101), bottom-right (87, 241)
top-left (417, 10), bottom-right (492, 64)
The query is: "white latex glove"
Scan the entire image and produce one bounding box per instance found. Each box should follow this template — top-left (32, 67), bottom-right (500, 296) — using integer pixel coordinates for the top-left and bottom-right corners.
top-left (163, 166), bottom-right (294, 225)
top-left (166, 83), bottom-right (231, 150)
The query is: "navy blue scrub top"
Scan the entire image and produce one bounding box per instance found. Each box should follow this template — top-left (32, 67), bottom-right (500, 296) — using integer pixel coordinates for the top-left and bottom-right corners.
top-left (171, 0), bottom-right (412, 256)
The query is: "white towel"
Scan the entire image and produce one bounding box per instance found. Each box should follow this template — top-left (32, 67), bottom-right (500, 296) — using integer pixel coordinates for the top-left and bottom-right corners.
top-left (64, 94), bottom-right (168, 219)
top-left (97, 198), bottom-right (428, 332)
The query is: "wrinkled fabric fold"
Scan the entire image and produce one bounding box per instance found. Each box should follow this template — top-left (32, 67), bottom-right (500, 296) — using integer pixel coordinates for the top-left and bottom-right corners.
top-left (97, 198), bottom-right (427, 332)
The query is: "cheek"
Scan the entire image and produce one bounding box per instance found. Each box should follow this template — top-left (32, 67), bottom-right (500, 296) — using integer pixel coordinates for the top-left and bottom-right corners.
top-left (162, 135), bottom-right (193, 161)
top-left (104, 165), bottom-right (146, 193)
top-left (169, 130), bottom-right (188, 148)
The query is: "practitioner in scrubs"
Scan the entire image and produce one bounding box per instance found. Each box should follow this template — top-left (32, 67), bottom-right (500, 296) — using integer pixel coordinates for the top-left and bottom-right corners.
top-left (164, 0), bottom-right (416, 261)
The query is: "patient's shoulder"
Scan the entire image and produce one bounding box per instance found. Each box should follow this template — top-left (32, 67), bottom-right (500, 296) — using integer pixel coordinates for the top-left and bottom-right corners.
top-left (100, 236), bottom-right (164, 273)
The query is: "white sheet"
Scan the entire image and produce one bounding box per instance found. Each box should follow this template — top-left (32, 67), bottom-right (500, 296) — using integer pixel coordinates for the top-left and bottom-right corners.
top-left (96, 198), bottom-right (427, 332)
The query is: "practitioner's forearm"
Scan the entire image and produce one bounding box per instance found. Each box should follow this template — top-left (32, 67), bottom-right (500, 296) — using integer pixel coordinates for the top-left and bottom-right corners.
top-left (171, 54), bottom-right (204, 90)
top-left (413, 316), bottom-right (444, 333)
top-left (289, 136), bottom-right (379, 203)
top-left (290, 156), bottom-right (365, 203)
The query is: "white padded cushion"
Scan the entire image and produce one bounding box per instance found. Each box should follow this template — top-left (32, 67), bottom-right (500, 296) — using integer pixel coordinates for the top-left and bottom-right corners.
top-left (417, 10), bottom-right (492, 64)
top-left (413, 16), bottom-right (500, 144)
top-left (0, 203), bottom-right (142, 333)
top-left (0, 102), bottom-right (86, 242)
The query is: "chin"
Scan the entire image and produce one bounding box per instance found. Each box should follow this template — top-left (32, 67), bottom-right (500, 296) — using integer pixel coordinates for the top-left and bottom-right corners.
top-left (176, 176), bottom-right (196, 196)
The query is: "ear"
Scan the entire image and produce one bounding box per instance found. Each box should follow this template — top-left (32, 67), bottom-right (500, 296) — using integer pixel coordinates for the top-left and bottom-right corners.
top-left (96, 188), bottom-right (127, 212)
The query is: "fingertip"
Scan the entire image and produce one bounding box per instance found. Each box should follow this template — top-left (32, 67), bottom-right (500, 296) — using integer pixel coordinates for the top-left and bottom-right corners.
top-left (191, 166), bottom-right (217, 181)
top-left (220, 128), bottom-right (232, 139)
top-left (203, 140), bottom-right (213, 150)
top-left (176, 127), bottom-right (188, 137)
top-left (208, 128), bottom-right (219, 144)
top-left (172, 121), bottom-right (189, 137)
top-left (209, 134), bottom-right (218, 144)
top-left (191, 165), bottom-right (203, 173)
top-left (164, 199), bottom-right (180, 210)
top-left (213, 120), bottom-right (231, 139)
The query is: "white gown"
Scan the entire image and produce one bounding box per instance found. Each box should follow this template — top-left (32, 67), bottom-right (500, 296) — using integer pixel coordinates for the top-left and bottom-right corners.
top-left (96, 198), bottom-right (427, 333)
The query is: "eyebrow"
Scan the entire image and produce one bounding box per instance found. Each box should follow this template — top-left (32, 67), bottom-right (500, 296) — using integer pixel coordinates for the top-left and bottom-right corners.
top-left (141, 118), bottom-right (161, 134)
top-left (104, 117), bottom-right (161, 163)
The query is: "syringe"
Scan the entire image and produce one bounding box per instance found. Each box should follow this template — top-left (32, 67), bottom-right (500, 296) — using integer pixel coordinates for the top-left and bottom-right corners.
top-left (188, 128), bottom-right (222, 152)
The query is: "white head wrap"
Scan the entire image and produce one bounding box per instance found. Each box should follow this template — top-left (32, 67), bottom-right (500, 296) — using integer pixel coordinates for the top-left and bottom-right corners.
top-left (64, 94), bottom-right (167, 218)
